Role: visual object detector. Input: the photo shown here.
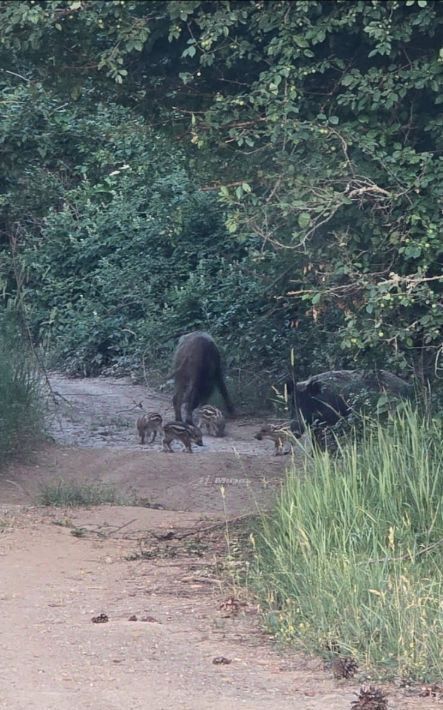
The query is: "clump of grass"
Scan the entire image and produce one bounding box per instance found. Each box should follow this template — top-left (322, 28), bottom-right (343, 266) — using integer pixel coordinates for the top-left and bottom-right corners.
top-left (37, 479), bottom-right (127, 507)
top-left (0, 313), bottom-right (45, 464)
top-left (252, 406), bottom-right (442, 682)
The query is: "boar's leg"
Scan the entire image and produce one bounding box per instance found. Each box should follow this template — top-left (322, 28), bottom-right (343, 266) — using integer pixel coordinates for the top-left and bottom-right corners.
top-left (173, 391), bottom-right (183, 421)
top-left (216, 370), bottom-right (234, 417)
top-left (184, 386), bottom-right (201, 424)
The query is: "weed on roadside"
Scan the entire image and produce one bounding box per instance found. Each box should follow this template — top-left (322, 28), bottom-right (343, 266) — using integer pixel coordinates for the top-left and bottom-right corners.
top-left (0, 313), bottom-right (45, 464)
top-left (37, 480), bottom-right (131, 507)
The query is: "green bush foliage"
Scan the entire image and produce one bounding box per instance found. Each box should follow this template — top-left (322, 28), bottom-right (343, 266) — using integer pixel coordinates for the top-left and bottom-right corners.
top-left (0, 1), bottom-right (441, 396)
top-left (171, 0), bottom-right (443, 380)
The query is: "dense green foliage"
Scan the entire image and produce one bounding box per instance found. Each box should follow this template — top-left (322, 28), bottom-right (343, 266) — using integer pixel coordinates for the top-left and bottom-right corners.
top-left (252, 408), bottom-right (443, 681)
top-left (0, 313), bottom-right (44, 463)
top-left (1, 1), bottom-right (442, 392)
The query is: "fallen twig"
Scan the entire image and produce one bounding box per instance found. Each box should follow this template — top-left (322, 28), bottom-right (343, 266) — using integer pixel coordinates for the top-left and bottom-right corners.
top-left (171, 512), bottom-right (257, 541)
top-left (72, 517), bottom-right (138, 539)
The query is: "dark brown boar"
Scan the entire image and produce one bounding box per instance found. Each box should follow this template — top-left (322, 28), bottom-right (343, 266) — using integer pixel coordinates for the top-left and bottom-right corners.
top-left (172, 331), bottom-right (234, 424)
top-left (286, 369), bottom-right (412, 438)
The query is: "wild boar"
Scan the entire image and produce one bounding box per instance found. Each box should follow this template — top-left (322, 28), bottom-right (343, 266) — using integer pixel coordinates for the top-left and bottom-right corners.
top-left (254, 423), bottom-right (293, 456)
top-left (196, 404), bottom-right (226, 437)
top-left (136, 412), bottom-right (163, 444)
top-left (172, 331), bottom-right (234, 424)
top-left (286, 369), bottom-right (412, 437)
top-left (162, 421), bottom-right (204, 453)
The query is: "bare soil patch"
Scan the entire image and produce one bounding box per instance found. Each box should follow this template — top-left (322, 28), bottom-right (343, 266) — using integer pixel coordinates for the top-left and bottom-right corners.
top-left (0, 374), bottom-right (434, 709)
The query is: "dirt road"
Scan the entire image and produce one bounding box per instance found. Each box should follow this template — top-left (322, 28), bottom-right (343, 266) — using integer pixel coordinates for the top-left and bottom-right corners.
top-left (0, 375), bottom-right (433, 709)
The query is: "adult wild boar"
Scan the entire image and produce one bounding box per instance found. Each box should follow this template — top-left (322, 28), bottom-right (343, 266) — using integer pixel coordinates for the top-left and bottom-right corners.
top-left (172, 331), bottom-right (234, 424)
top-left (287, 369), bottom-right (412, 437)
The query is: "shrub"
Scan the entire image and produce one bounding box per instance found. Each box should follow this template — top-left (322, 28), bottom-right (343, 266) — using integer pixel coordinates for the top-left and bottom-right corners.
top-left (37, 480), bottom-right (128, 507)
top-left (0, 313), bottom-right (44, 464)
top-left (252, 407), bottom-right (443, 681)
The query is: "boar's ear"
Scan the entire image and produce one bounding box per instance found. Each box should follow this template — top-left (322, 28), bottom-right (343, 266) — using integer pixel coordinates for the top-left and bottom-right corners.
top-left (306, 380), bottom-right (322, 396)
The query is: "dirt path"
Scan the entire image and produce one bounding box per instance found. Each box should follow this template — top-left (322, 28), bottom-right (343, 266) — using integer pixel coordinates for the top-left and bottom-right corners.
top-left (0, 374), bottom-right (434, 709)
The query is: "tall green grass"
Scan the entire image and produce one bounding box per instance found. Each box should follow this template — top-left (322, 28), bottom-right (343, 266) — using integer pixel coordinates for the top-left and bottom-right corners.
top-left (0, 313), bottom-right (45, 464)
top-left (252, 407), bottom-right (442, 681)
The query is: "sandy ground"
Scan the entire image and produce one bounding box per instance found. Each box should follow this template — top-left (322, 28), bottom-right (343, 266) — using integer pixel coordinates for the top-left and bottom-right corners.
top-left (0, 374), bottom-right (437, 709)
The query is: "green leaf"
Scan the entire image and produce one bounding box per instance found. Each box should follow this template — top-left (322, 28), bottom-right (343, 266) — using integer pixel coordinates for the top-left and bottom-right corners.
top-left (329, 115), bottom-right (339, 125)
top-left (341, 75), bottom-right (354, 86)
top-left (376, 394), bottom-right (390, 409)
top-left (298, 212), bottom-right (311, 228)
top-left (294, 36), bottom-right (308, 48)
top-left (182, 45), bottom-right (196, 58)
top-left (179, 72), bottom-right (193, 85)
